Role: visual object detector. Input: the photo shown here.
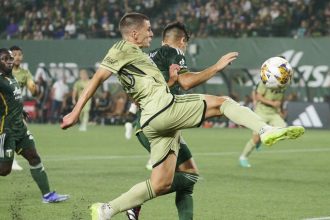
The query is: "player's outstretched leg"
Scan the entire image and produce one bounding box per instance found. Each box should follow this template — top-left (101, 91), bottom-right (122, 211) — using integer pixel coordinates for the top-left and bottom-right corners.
top-left (259, 125), bottom-right (305, 146)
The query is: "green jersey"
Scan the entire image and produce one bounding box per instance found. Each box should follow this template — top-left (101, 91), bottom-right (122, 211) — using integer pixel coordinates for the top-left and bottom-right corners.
top-left (149, 45), bottom-right (189, 95)
top-left (0, 72), bottom-right (26, 137)
top-left (12, 67), bottom-right (33, 89)
top-left (255, 82), bottom-right (286, 114)
top-left (100, 40), bottom-right (173, 126)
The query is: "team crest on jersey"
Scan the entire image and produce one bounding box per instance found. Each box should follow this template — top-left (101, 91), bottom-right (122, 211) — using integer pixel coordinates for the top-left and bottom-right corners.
top-left (104, 56), bottom-right (118, 66)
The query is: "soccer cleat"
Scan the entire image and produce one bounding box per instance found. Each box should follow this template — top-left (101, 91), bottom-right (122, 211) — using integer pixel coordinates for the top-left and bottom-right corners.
top-left (260, 126), bottom-right (305, 146)
top-left (125, 122), bottom-right (133, 139)
top-left (145, 159), bottom-right (152, 171)
top-left (239, 158), bottom-right (251, 168)
top-left (12, 159), bottom-right (23, 171)
top-left (90, 203), bottom-right (111, 220)
top-left (42, 191), bottom-right (70, 203)
top-left (126, 206), bottom-right (141, 220)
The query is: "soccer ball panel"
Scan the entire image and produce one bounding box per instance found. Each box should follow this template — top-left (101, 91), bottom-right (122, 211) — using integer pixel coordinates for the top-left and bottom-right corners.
top-left (260, 57), bottom-right (293, 89)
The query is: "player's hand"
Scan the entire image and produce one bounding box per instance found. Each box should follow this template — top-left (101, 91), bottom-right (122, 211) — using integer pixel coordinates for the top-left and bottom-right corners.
top-left (168, 64), bottom-right (180, 87)
top-left (215, 52), bottom-right (239, 71)
top-left (272, 100), bottom-right (282, 108)
top-left (60, 112), bottom-right (79, 130)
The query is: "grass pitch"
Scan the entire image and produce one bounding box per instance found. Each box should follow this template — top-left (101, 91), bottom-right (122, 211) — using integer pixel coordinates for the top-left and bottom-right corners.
top-left (0, 124), bottom-right (329, 220)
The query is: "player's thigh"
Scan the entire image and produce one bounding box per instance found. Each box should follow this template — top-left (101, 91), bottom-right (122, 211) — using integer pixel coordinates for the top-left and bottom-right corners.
top-left (17, 131), bottom-right (40, 165)
top-left (0, 132), bottom-right (15, 163)
top-left (148, 94), bottom-right (206, 131)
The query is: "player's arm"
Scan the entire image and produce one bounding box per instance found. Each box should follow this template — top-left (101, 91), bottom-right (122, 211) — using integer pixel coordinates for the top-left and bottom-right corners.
top-left (178, 52), bottom-right (238, 90)
top-left (61, 67), bottom-right (112, 129)
top-left (26, 78), bottom-right (38, 96)
top-left (255, 92), bottom-right (281, 108)
top-left (72, 83), bottom-right (78, 105)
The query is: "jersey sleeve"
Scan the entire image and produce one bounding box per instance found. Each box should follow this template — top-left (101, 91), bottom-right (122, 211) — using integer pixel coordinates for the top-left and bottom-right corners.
top-left (100, 48), bottom-right (131, 74)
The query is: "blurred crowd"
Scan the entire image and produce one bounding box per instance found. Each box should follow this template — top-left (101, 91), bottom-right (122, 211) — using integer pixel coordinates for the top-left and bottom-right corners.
top-left (1, 0), bottom-right (329, 40)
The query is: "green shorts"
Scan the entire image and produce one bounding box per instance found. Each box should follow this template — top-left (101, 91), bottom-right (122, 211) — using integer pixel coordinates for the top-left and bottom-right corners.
top-left (0, 130), bottom-right (35, 162)
top-left (142, 94), bottom-right (205, 167)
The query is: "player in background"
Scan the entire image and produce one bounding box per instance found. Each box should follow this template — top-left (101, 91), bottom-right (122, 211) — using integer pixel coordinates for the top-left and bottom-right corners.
top-left (126, 21), bottom-right (243, 220)
top-left (72, 69), bottom-right (91, 131)
top-left (61, 13), bottom-right (304, 220)
top-left (239, 78), bottom-right (289, 168)
top-left (0, 48), bottom-right (69, 203)
top-left (10, 45), bottom-right (38, 171)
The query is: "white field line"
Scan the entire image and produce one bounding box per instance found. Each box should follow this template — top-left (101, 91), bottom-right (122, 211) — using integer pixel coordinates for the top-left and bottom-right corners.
top-left (41, 147), bottom-right (330, 161)
top-left (303, 217), bottom-right (330, 220)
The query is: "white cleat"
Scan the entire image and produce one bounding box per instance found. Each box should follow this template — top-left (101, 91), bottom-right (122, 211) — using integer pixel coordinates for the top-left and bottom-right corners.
top-left (145, 159), bottom-right (152, 171)
top-left (125, 122), bottom-right (133, 139)
top-left (12, 159), bottom-right (23, 171)
top-left (90, 203), bottom-right (112, 220)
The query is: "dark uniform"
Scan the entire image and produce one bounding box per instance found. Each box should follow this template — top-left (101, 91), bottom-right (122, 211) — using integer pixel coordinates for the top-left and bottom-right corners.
top-left (0, 71), bottom-right (34, 161)
top-left (135, 45), bottom-right (192, 167)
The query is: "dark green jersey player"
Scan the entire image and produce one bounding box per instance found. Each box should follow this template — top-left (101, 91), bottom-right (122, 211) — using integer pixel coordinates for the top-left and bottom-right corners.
top-left (0, 48), bottom-right (69, 203)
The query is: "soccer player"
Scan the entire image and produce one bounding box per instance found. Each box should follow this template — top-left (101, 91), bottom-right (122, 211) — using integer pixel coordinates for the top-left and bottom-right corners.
top-left (61, 13), bottom-right (304, 219)
top-left (10, 45), bottom-right (38, 171)
top-left (239, 79), bottom-right (288, 168)
top-left (72, 69), bottom-right (91, 131)
top-left (0, 48), bottom-right (69, 203)
top-left (127, 21), bottom-right (243, 220)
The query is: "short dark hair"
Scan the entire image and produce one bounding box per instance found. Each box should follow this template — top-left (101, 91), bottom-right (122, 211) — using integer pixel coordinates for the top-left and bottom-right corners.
top-left (162, 21), bottom-right (190, 42)
top-left (119, 12), bottom-right (150, 36)
top-left (0, 48), bottom-right (10, 55)
top-left (9, 45), bottom-right (22, 51)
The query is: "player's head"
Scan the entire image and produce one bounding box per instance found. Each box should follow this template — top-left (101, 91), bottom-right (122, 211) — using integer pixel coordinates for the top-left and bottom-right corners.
top-left (162, 21), bottom-right (190, 52)
top-left (119, 12), bottom-right (153, 48)
top-left (0, 48), bottom-right (14, 74)
top-left (9, 45), bottom-right (23, 67)
top-left (79, 69), bottom-right (89, 80)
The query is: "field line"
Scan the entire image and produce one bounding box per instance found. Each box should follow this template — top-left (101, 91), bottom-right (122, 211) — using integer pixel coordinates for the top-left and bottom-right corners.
top-left (41, 147), bottom-right (330, 161)
top-left (303, 217), bottom-right (330, 220)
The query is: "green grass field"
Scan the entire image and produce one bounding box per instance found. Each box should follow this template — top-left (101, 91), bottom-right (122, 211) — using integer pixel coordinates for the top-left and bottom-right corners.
top-left (1, 124), bottom-right (329, 220)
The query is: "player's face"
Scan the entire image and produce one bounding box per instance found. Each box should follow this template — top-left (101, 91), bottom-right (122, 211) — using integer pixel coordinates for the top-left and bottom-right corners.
top-left (136, 20), bottom-right (153, 48)
top-left (11, 49), bottom-right (23, 66)
top-left (0, 51), bottom-right (14, 74)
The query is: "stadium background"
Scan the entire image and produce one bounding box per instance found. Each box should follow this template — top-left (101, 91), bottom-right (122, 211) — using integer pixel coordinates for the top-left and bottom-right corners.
top-left (1, 1), bottom-right (330, 219)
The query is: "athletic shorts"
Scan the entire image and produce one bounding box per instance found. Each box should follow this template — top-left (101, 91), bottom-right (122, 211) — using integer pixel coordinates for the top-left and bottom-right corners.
top-left (253, 109), bottom-right (287, 134)
top-left (0, 130), bottom-right (35, 162)
top-left (142, 94), bottom-right (206, 167)
top-left (136, 131), bottom-right (193, 169)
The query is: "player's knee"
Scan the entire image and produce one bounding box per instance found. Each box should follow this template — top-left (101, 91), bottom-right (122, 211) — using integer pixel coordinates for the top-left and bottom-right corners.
top-left (0, 165), bottom-right (12, 176)
top-left (152, 179), bottom-right (173, 195)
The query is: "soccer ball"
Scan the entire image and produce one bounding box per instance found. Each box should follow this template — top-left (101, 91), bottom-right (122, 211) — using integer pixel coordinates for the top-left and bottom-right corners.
top-left (260, 56), bottom-right (293, 88)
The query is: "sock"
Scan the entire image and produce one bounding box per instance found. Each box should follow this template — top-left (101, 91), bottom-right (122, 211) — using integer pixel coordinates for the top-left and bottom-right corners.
top-left (108, 179), bottom-right (155, 216)
top-left (167, 172), bottom-right (198, 220)
top-left (176, 190), bottom-right (193, 220)
top-left (220, 98), bottom-right (267, 133)
top-left (240, 139), bottom-right (256, 158)
top-left (167, 172), bottom-right (199, 194)
top-left (30, 163), bottom-right (50, 195)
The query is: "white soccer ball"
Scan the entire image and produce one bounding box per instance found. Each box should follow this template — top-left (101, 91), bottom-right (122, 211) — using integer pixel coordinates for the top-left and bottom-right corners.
top-left (260, 56), bottom-right (293, 88)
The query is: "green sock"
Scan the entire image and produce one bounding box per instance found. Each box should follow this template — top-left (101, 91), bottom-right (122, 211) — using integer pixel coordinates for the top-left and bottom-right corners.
top-left (109, 179), bottom-right (155, 216)
top-left (176, 190), bottom-right (193, 220)
top-left (30, 164), bottom-right (50, 195)
top-left (241, 139), bottom-right (256, 158)
top-left (166, 172), bottom-right (198, 220)
top-left (220, 98), bottom-right (267, 133)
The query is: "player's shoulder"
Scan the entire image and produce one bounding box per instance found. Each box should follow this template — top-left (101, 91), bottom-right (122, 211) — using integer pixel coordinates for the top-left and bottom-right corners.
top-left (161, 45), bottom-right (185, 56)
